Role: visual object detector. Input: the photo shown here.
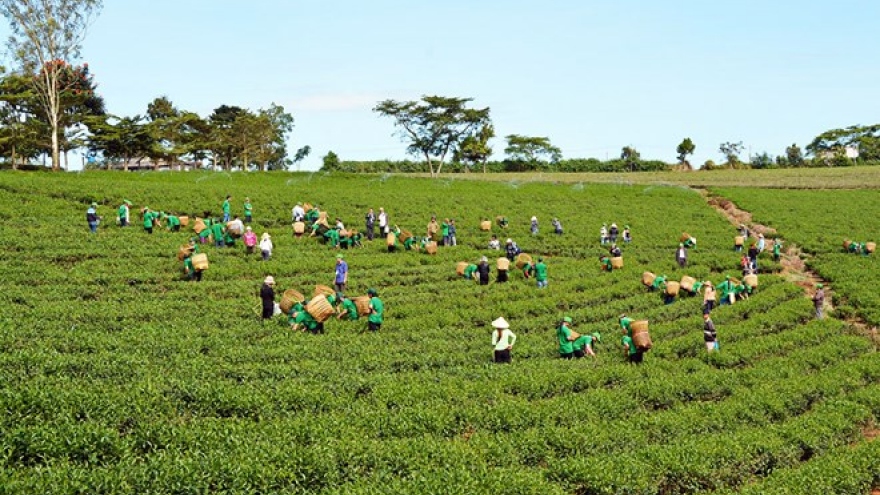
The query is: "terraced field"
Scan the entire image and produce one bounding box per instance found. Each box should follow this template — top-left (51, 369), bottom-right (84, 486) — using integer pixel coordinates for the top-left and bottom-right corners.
top-left (0, 171), bottom-right (877, 494)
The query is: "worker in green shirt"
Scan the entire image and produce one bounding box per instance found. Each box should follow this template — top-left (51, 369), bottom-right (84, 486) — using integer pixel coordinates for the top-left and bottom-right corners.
top-left (683, 236), bottom-right (697, 249)
top-left (222, 195), bottom-right (232, 222)
top-left (165, 213), bottom-right (181, 232)
top-left (290, 309), bottom-right (320, 334)
top-left (306, 206), bottom-right (319, 224)
top-left (650, 274), bottom-right (667, 292)
top-left (367, 288), bottom-right (384, 331)
top-left (498, 216), bottom-right (509, 229)
top-left (599, 256), bottom-right (613, 272)
top-left (244, 197), bottom-right (253, 224)
top-left (324, 227), bottom-right (340, 248)
top-left (572, 332), bottom-right (601, 358)
top-left (223, 229), bottom-right (237, 248)
top-left (773, 239), bottom-right (782, 261)
top-left (522, 261), bottom-right (535, 279)
top-left (557, 316), bottom-right (576, 359)
top-left (734, 280), bottom-right (753, 300)
top-left (336, 294), bottom-right (359, 321)
top-left (621, 332), bottom-right (643, 364)
top-left (198, 218), bottom-right (212, 244)
top-left (686, 280), bottom-right (705, 297)
top-left (287, 302), bottom-right (305, 325)
top-left (182, 250), bottom-right (203, 282)
top-left (403, 234), bottom-right (417, 251)
top-left (142, 207), bottom-right (156, 234)
top-left (441, 219), bottom-right (450, 246)
top-left (619, 314), bottom-right (634, 337)
top-left (211, 221), bottom-right (226, 247)
top-left (463, 263), bottom-right (478, 281)
top-left (117, 200), bottom-right (132, 227)
top-left (534, 257), bottom-right (548, 288)
top-left (717, 275), bottom-right (735, 305)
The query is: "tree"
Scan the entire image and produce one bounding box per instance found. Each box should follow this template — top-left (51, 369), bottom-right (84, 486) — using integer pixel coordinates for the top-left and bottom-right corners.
top-left (785, 143), bottom-right (804, 167)
top-left (374, 95), bottom-right (491, 177)
top-left (1, 0), bottom-right (103, 170)
top-left (291, 145), bottom-right (310, 170)
top-left (207, 104), bottom-right (247, 170)
top-left (88, 114), bottom-right (152, 170)
top-left (750, 152), bottom-right (775, 169)
top-left (504, 134), bottom-right (561, 171)
top-left (676, 137), bottom-right (695, 165)
top-left (322, 150), bottom-right (340, 171)
top-left (0, 70), bottom-right (40, 168)
top-left (807, 124), bottom-right (879, 161)
top-left (620, 146), bottom-right (641, 171)
top-left (454, 123), bottom-right (494, 173)
top-left (719, 141), bottom-right (744, 168)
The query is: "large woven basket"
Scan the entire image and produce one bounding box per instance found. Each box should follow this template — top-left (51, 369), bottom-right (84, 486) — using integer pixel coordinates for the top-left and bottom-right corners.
top-left (497, 257), bottom-right (510, 270)
top-left (314, 284), bottom-right (335, 298)
top-left (611, 257), bottom-right (623, 269)
top-left (642, 271), bottom-right (656, 287)
top-left (303, 202), bottom-right (313, 211)
top-left (680, 276), bottom-right (696, 292)
top-left (480, 220), bottom-right (491, 231)
top-left (496, 216), bottom-right (507, 228)
top-left (353, 296), bottom-right (372, 316)
top-left (456, 262), bottom-right (469, 276)
top-left (226, 222), bottom-right (243, 238)
top-left (400, 230), bottom-right (413, 243)
top-left (632, 327), bottom-right (652, 351)
top-left (515, 253), bottom-right (532, 269)
top-left (306, 294), bottom-right (335, 323)
top-left (191, 253), bottom-right (209, 271)
top-left (293, 222), bottom-right (305, 235)
top-left (843, 239), bottom-right (852, 250)
top-left (632, 320), bottom-right (649, 333)
top-left (386, 232), bottom-right (396, 247)
top-left (280, 289), bottom-right (305, 314)
top-left (179, 216), bottom-right (190, 227)
top-left (424, 241), bottom-right (438, 255)
top-left (177, 245), bottom-right (194, 261)
top-left (193, 218), bottom-right (207, 234)
top-left (680, 232), bottom-right (690, 243)
top-left (735, 236), bottom-right (744, 246)
top-left (744, 274), bottom-right (758, 288)
top-left (665, 281), bottom-right (680, 296)
top-left (867, 242), bottom-right (876, 253)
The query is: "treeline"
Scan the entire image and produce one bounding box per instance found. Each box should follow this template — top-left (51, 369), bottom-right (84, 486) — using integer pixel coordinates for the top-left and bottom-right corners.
top-left (322, 157), bottom-right (673, 174)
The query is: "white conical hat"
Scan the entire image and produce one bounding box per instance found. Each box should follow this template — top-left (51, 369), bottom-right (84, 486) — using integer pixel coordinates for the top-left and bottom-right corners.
top-left (491, 317), bottom-right (509, 329)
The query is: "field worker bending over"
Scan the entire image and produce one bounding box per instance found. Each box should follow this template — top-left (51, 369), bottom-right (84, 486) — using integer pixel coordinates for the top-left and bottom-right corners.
top-left (463, 263), bottom-right (478, 281)
top-left (142, 207), bottom-right (157, 234)
top-left (260, 276), bottom-right (276, 321)
top-left (337, 294), bottom-right (359, 321)
top-left (618, 314), bottom-right (634, 337)
top-left (117, 200), bottom-right (132, 227)
top-left (572, 332), bottom-right (601, 358)
top-left (621, 328), bottom-right (644, 364)
top-left (683, 235), bottom-right (697, 249)
top-left (164, 213), bottom-right (181, 232)
top-left (182, 248), bottom-right (203, 282)
top-left (290, 309), bottom-right (321, 334)
top-left (521, 259), bottom-right (535, 279)
top-left (244, 227), bottom-right (258, 255)
top-left (367, 288), bottom-right (384, 332)
top-left (490, 317), bottom-right (516, 364)
top-left (650, 274), bottom-right (667, 292)
top-left (557, 316), bottom-right (577, 359)
top-left (610, 244), bottom-right (622, 258)
top-left (260, 232), bottom-right (273, 261)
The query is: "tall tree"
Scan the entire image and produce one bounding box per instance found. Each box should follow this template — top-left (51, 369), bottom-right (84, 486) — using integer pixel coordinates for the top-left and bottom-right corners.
top-left (504, 134), bottom-right (561, 171)
top-left (807, 124), bottom-right (879, 161)
top-left (88, 114), bottom-right (151, 170)
top-left (0, 70), bottom-right (40, 168)
top-left (0, 0), bottom-right (103, 170)
top-left (784, 143), bottom-right (804, 167)
top-left (676, 137), bottom-right (695, 165)
top-left (620, 146), bottom-right (641, 171)
top-left (719, 141), bottom-right (744, 168)
top-left (374, 95), bottom-right (491, 177)
top-left (454, 123), bottom-right (494, 173)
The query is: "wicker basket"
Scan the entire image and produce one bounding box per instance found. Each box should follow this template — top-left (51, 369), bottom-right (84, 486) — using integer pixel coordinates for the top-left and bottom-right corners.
top-left (293, 222), bottom-right (305, 235)
top-left (642, 271), bottom-right (656, 287)
top-left (303, 202), bottom-right (313, 211)
top-left (353, 296), bottom-right (372, 316)
top-left (318, 211), bottom-right (328, 223)
top-left (191, 253), bottom-right (208, 271)
top-left (193, 218), bottom-right (207, 234)
top-left (280, 289), bottom-right (305, 314)
top-left (680, 276), bottom-right (696, 292)
top-left (631, 320), bottom-right (649, 333)
top-left (226, 222), bottom-right (243, 238)
top-left (611, 257), bottom-right (623, 269)
top-left (735, 236), bottom-right (744, 246)
top-left (400, 230), bottom-right (413, 243)
top-left (306, 294), bottom-right (335, 323)
top-left (177, 245), bottom-right (194, 261)
top-left (515, 253), bottom-right (532, 269)
top-left (843, 239), bottom-right (852, 250)
top-left (386, 232), bottom-right (396, 247)
top-left (867, 242), bottom-right (876, 253)
top-left (665, 281), bottom-right (680, 296)
top-left (456, 262), bottom-right (469, 276)
top-left (744, 274), bottom-right (758, 288)
top-left (314, 284), bottom-right (335, 298)
top-left (497, 257), bottom-right (510, 270)
top-left (425, 241), bottom-right (438, 255)
top-left (480, 220), bottom-right (491, 231)
top-left (495, 216), bottom-right (507, 228)
top-left (632, 327), bottom-right (653, 351)
top-left (179, 216), bottom-right (190, 227)
top-left (680, 232), bottom-right (690, 243)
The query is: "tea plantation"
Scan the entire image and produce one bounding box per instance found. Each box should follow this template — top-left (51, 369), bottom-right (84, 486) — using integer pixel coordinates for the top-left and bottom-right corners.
top-left (0, 172), bottom-right (877, 494)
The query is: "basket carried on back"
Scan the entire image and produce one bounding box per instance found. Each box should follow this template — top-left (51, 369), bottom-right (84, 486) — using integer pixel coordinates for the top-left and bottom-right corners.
top-left (680, 232), bottom-right (690, 243)
top-left (611, 257), bottom-right (623, 269)
top-left (179, 216), bottom-right (190, 227)
top-left (456, 262), bottom-right (469, 276)
top-left (280, 289), bottom-right (305, 314)
top-left (632, 325), bottom-right (652, 351)
top-left (353, 296), bottom-right (372, 316)
top-left (193, 218), bottom-right (207, 234)
top-left (866, 242), bottom-right (876, 253)
top-left (665, 281), bottom-right (680, 296)
top-left (734, 236), bottom-right (744, 246)
top-left (177, 245), bottom-right (194, 261)
top-left (226, 222), bottom-right (243, 238)
top-left (293, 222), bottom-right (305, 235)
top-left (497, 257), bottom-right (510, 270)
top-left (399, 230), bottom-right (413, 243)
top-left (496, 216), bottom-right (508, 228)
top-left (480, 220), bottom-right (491, 231)
top-left (515, 253), bottom-right (532, 269)
top-left (843, 239), bottom-right (852, 250)
top-left (386, 232), bottom-right (396, 247)
top-left (191, 253), bottom-right (209, 271)
top-left (306, 294), bottom-right (335, 323)
top-left (744, 274), bottom-right (758, 288)
top-left (680, 276), bottom-right (696, 292)
top-left (303, 202), bottom-right (313, 212)
top-left (631, 320), bottom-right (649, 333)
top-left (314, 284), bottom-right (335, 299)
top-left (642, 271), bottom-right (656, 287)
top-left (425, 241), bottom-right (438, 255)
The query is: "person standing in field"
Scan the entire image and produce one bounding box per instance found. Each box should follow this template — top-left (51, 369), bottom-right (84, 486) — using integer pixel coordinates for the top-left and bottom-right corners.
top-left (448, 219), bottom-right (457, 246)
top-left (530, 216), bottom-right (539, 235)
top-left (210, 220), bottom-right (225, 247)
top-left (609, 223), bottom-right (619, 244)
top-left (222, 195), bottom-right (232, 223)
top-left (600, 224), bottom-right (608, 245)
top-left (813, 283), bottom-right (825, 319)
top-left (703, 313), bottom-right (718, 352)
top-left (441, 218), bottom-right (451, 246)
top-left (259, 232), bottom-right (273, 261)
top-left (757, 233), bottom-right (766, 252)
top-left (378, 207), bottom-right (388, 235)
top-left (117, 200), bottom-right (131, 227)
top-left (292, 202), bottom-right (305, 222)
top-left (773, 239), bottom-right (783, 261)
top-left (534, 257), bottom-right (548, 288)
top-left (623, 225), bottom-right (632, 243)
top-left (490, 317), bottom-right (516, 364)
top-left (552, 218), bottom-right (563, 235)
top-left (703, 281), bottom-right (716, 314)
top-left (335, 253), bottom-right (348, 292)
top-left (748, 243), bottom-right (759, 272)
top-left (488, 235), bottom-right (501, 250)
top-left (243, 197), bottom-right (253, 224)
top-left (243, 227), bottom-right (257, 255)
top-left (367, 288), bottom-right (384, 332)
top-left (365, 208), bottom-right (375, 241)
top-left (572, 332), bottom-right (601, 358)
top-left (557, 317), bottom-right (577, 359)
top-left (496, 259), bottom-right (509, 283)
top-left (676, 243), bottom-right (688, 268)
top-left (477, 256), bottom-right (491, 285)
top-left (86, 202), bottom-right (100, 233)
top-left (142, 207), bottom-right (157, 234)
top-left (260, 276), bottom-right (276, 322)
top-left (505, 238), bottom-right (521, 261)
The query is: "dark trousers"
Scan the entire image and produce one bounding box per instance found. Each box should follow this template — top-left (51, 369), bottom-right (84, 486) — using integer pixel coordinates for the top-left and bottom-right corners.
top-left (366, 225), bottom-right (374, 240)
top-left (261, 303), bottom-right (274, 319)
top-left (335, 282), bottom-right (346, 293)
top-left (560, 352), bottom-right (573, 360)
top-left (628, 352), bottom-right (644, 364)
top-left (145, 227), bottom-right (153, 234)
top-left (190, 270), bottom-right (203, 282)
top-left (245, 215), bottom-right (252, 224)
top-left (573, 349), bottom-right (586, 358)
top-left (703, 300), bottom-right (714, 314)
top-left (368, 321), bottom-right (381, 332)
top-left (493, 349), bottom-right (511, 363)
top-left (497, 270), bottom-right (508, 283)
top-left (677, 258), bottom-right (686, 268)
top-left (387, 245), bottom-right (396, 253)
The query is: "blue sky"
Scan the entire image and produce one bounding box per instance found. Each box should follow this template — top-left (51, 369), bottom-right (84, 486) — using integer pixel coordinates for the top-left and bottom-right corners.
top-left (11, 0), bottom-right (880, 170)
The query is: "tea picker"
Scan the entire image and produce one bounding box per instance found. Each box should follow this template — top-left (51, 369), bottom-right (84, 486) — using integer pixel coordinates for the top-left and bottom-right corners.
top-left (86, 202), bottom-right (101, 233)
top-left (337, 294), bottom-right (359, 321)
top-left (117, 200), bottom-right (132, 227)
top-left (366, 288), bottom-right (384, 332)
top-left (572, 332), bottom-right (601, 358)
top-left (556, 316), bottom-right (578, 359)
top-left (260, 276), bottom-right (276, 321)
top-left (490, 317), bottom-right (516, 364)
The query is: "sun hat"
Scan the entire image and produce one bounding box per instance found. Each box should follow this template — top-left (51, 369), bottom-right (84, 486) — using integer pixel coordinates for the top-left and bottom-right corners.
top-left (619, 313), bottom-right (627, 319)
top-left (491, 317), bottom-right (509, 329)
top-left (367, 288), bottom-right (378, 296)
top-left (123, 199), bottom-right (132, 205)
top-left (591, 332), bottom-right (602, 343)
top-left (563, 316), bottom-right (573, 323)
top-left (90, 202), bottom-right (97, 207)
top-left (264, 276), bottom-right (275, 285)
top-left (506, 238), bottom-right (512, 243)
top-left (337, 253), bottom-right (344, 259)
top-left (261, 232), bottom-right (271, 240)
top-left (246, 226), bottom-right (252, 231)
top-left (480, 256), bottom-right (488, 262)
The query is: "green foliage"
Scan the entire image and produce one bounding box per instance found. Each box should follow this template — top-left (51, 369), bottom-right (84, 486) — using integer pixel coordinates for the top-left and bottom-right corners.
top-left (719, 141), bottom-right (744, 168)
top-left (807, 124), bottom-right (880, 161)
top-left (504, 134), bottom-right (562, 170)
top-left (677, 137), bottom-right (696, 164)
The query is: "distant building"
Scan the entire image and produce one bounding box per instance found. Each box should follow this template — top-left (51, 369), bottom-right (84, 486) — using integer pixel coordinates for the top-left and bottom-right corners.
top-left (109, 158), bottom-right (200, 171)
